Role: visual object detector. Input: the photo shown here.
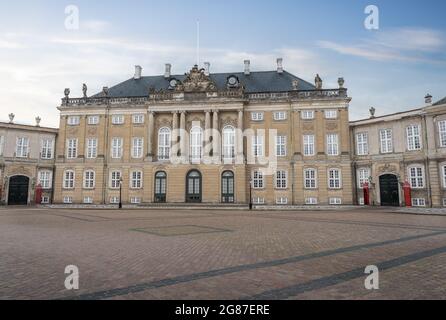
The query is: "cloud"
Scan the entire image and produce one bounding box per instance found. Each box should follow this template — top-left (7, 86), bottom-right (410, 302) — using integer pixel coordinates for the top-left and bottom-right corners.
top-left (318, 27), bottom-right (446, 64)
top-left (82, 20), bottom-right (111, 33)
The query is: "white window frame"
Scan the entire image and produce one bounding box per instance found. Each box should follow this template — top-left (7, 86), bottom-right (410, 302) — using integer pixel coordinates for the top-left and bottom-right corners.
top-left (305, 197), bottom-right (318, 205)
top-left (158, 127), bottom-right (171, 160)
top-left (130, 197), bottom-right (141, 204)
top-left (111, 137), bottom-right (123, 159)
top-left (253, 197), bottom-right (265, 204)
top-left (111, 115), bottom-right (125, 125)
top-left (83, 197), bottom-right (93, 204)
top-left (38, 171), bottom-right (52, 189)
top-left (328, 168), bottom-right (342, 189)
top-left (63, 170), bottom-right (75, 189)
top-left (326, 134), bottom-right (339, 156)
top-left (86, 138), bottom-right (98, 159)
top-left (251, 112), bottom-right (264, 121)
top-left (132, 137), bottom-right (144, 159)
top-left (273, 111), bottom-right (287, 121)
top-left (109, 171), bottom-right (122, 189)
top-left (67, 116), bottom-right (80, 126)
top-left (329, 198), bottom-right (342, 205)
top-left (412, 198), bottom-right (426, 207)
top-left (66, 139), bottom-right (78, 159)
top-left (190, 126), bottom-right (203, 161)
top-left (304, 168), bottom-right (317, 189)
top-left (408, 166), bottom-right (424, 189)
top-left (303, 135), bottom-right (315, 156)
top-left (16, 137), bottom-right (29, 158)
top-left (63, 196), bottom-right (73, 204)
top-left (132, 114), bottom-right (145, 124)
top-left (130, 170), bottom-right (143, 189)
top-left (252, 135), bottom-right (264, 157)
top-left (41, 139), bottom-right (54, 159)
top-left (276, 197), bottom-right (288, 205)
top-left (87, 115), bottom-right (99, 125)
top-left (41, 196), bottom-right (50, 204)
top-left (83, 170), bottom-right (95, 189)
top-left (275, 136), bottom-right (287, 157)
top-left (407, 124), bottom-right (422, 151)
top-left (275, 170), bottom-right (288, 189)
top-left (357, 168), bottom-right (370, 188)
top-left (222, 126), bottom-right (236, 160)
top-left (442, 165), bottom-right (446, 189)
top-left (380, 129), bottom-right (393, 154)
top-left (301, 110), bottom-right (314, 120)
top-left (356, 132), bottom-right (369, 156)
top-left (252, 170), bottom-right (264, 189)
top-left (110, 197), bottom-right (119, 204)
top-left (439, 120), bottom-right (446, 147)
top-left (325, 110), bottom-right (338, 119)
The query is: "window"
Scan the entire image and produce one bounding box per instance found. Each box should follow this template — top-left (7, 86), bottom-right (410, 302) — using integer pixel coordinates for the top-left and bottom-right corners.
top-left (407, 125), bottom-right (422, 151)
top-left (443, 198), bottom-right (446, 207)
top-left (110, 197), bottom-right (119, 204)
top-left (329, 198), bottom-right (342, 205)
top-left (275, 170), bottom-right (287, 189)
top-left (303, 135), bottom-right (315, 156)
top-left (222, 126), bottom-right (235, 159)
top-left (132, 137), bottom-right (144, 159)
top-left (131, 171), bottom-right (143, 189)
top-left (276, 136), bottom-right (287, 157)
top-left (63, 196), bottom-right (73, 204)
top-left (83, 170), bottom-right (95, 189)
top-left (251, 112), bottom-right (264, 121)
top-left (41, 139), bottom-right (54, 159)
top-left (190, 126), bottom-right (203, 161)
top-left (328, 169), bottom-right (342, 189)
top-left (326, 134), bottom-right (339, 156)
top-left (409, 166), bottom-right (424, 188)
top-left (442, 165), bottom-right (446, 188)
top-left (253, 197), bottom-right (265, 204)
top-left (304, 169), bottom-right (317, 189)
top-left (132, 114), bottom-right (145, 124)
top-left (273, 111), bottom-right (287, 121)
top-left (130, 197), bottom-right (141, 204)
top-left (439, 121), bottom-right (446, 147)
top-left (87, 116), bottom-right (99, 125)
top-left (111, 138), bottom-right (123, 159)
top-left (86, 138), bottom-right (98, 159)
top-left (412, 198), bottom-right (426, 207)
top-left (158, 127), bottom-right (171, 160)
top-left (252, 171), bottom-right (264, 189)
top-left (63, 170), bottom-right (75, 189)
top-left (110, 171), bottom-right (121, 189)
top-left (0, 135), bottom-right (4, 156)
top-left (83, 197), bottom-right (93, 204)
top-left (41, 196), bottom-right (50, 204)
top-left (67, 116), bottom-right (80, 126)
top-left (358, 168), bottom-right (370, 188)
top-left (66, 139), bottom-right (78, 159)
top-left (112, 115), bottom-right (124, 125)
top-left (302, 110), bottom-right (314, 120)
top-left (16, 137), bottom-right (29, 158)
top-left (276, 197), bottom-right (288, 205)
top-left (305, 198), bottom-right (318, 205)
top-left (356, 133), bottom-right (368, 156)
top-left (252, 135), bottom-right (264, 157)
top-left (325, 110), bottom-right (338, 119)
top-left (380, 129), bottom-right (393, 153)
top-left (38, 171), bottom-right (52, 189)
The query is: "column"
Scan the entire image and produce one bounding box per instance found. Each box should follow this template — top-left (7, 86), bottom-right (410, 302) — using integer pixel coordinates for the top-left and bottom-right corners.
top-left (237, 109), bottom-right (244, 162)
top-left (205, 110), bottom-right (211, 157)
top-left (212, 110), bottom-right (220, 160)
top-left (180, 111), bottom-right (186, 159)
top-left (147, 111), bottom-right (155, 158)
top-left (171, 111), bottom-right (179, 161)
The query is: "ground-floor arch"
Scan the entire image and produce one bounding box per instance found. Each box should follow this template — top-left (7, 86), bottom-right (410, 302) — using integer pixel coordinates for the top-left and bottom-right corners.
top-left (8, 175), bottom-right (30, 205)
top-left (186, 170), bottom-right (202, 203)
top-left (379, 174), bottom-right (400, 206)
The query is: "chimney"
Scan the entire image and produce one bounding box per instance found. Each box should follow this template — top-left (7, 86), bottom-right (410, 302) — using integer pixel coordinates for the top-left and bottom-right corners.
top-left (204, 62), bottom-right (210, 76)
top-left (134, 65), bottom-right (142, 80)
top-left (277, 58), bottom-right (283, 74)
top-left (425, 93), bottom-right (433, 105)
top-left (244, 60), bottom-right (251, 75)
top-left (164, 63), bottom-right (172, 79)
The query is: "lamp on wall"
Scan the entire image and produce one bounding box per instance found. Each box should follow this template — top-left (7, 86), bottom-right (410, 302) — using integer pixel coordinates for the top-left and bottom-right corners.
top-left (119, 177), bottom-right (123, 209)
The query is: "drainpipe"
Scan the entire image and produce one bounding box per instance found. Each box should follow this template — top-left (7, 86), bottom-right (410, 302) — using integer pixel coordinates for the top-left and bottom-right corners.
top-left (423, 114), bottom-right (433, 207)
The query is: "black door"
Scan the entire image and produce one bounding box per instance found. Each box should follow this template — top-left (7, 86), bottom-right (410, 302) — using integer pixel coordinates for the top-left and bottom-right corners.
top-left (8, 176), bottom-right (29, 205)
top-left (186, 170), bottom-right (202, 203)
top-left (379, 174), bottom-right (399, 206)
top-left (154, 171), bottom-right (167, 203)
top-left (222, 171), bottom-right (234, 203)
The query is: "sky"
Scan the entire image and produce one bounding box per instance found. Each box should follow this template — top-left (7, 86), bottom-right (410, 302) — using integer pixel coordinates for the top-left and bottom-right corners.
top-left (0, 0), bottom-right (445, 127)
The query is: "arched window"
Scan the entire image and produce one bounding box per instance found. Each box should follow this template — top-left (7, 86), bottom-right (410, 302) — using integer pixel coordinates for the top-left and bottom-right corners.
top-left (190, 126), bottom-right (203, 161)
top-left (221, 171), bottom-right (234, 203)
top-left (158, 127), bottom-right (171, 160)
top-left (222, 126), bottom-right (235, 160)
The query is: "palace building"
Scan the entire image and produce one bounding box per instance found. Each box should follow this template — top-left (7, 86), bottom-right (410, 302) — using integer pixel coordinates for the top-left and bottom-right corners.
top-left (53, 60), bottom-right (353, 206)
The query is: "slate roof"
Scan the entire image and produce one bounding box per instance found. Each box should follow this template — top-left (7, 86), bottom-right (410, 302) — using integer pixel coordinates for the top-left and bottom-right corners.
top-left (93, 70), bottom-right (315, 98)
top-left (433, 96), bottom-right (446, 106)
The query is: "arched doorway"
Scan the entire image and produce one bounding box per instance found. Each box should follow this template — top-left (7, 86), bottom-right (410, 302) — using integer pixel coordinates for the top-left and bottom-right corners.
top-left (221, 171), bottom-right (234, 203)
top-left (186, 170), bottom-right (202, 203)
top-left (154, 171), bottom-right (167, 203)
top-left (379, 174), bottom-right (400, 206)
top-left (8, 175), bottom-right (30, 205)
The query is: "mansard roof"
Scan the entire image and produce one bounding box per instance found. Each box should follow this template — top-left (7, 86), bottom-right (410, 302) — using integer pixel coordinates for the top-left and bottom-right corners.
top-left (93, 70), bottom-right (315, 98)
top-left (433, 96), bottom-right (446, 106)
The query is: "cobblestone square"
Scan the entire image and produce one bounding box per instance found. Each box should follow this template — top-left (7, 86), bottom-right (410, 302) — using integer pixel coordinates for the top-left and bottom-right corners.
top-left (1, 207), bottom-right (446, 300)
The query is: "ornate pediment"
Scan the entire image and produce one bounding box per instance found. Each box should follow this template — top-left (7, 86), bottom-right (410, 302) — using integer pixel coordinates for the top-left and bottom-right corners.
top-left (175, 65), bottom-right (217, 93)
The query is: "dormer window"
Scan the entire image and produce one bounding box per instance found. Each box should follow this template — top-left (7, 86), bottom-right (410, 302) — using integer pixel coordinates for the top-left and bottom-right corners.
top-left (169, 78), bottom-right (178, 89)
top-left (227, 75), bottom-right (239, 88)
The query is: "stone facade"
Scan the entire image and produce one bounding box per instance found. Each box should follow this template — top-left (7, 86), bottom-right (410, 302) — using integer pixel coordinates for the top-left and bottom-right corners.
top-left (350, 99), bottom-right (446, 207)
top-left (0, 119), bottom-right (58, 205)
